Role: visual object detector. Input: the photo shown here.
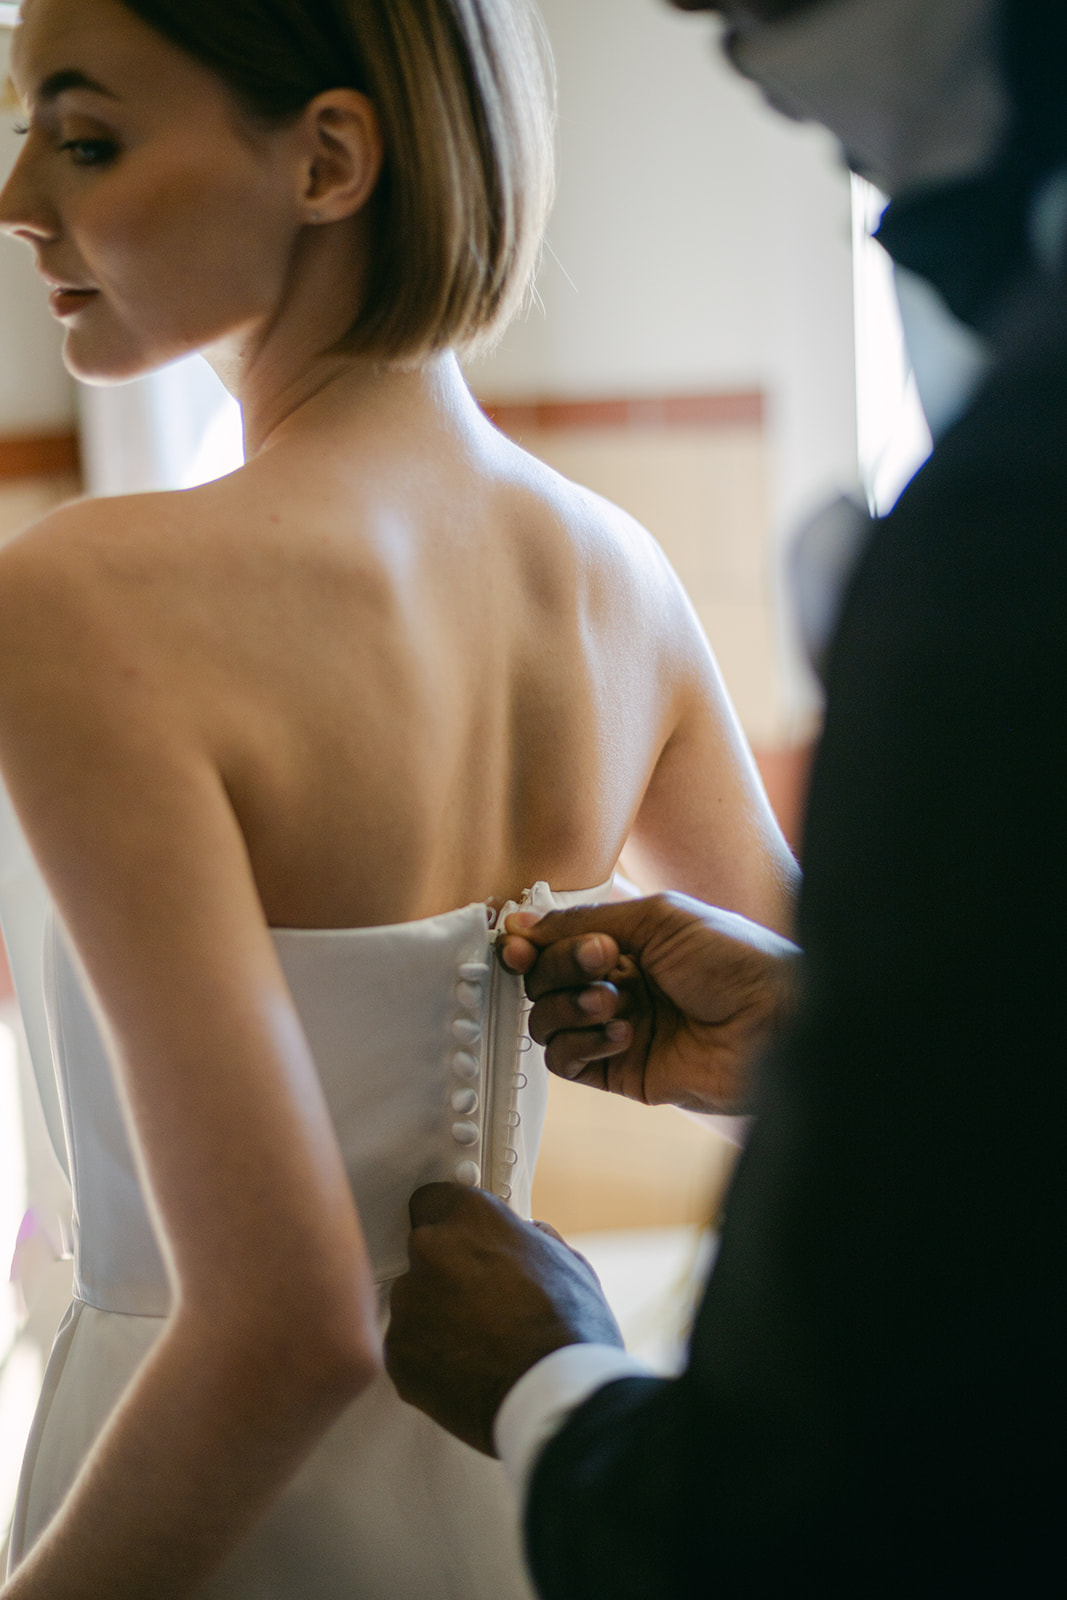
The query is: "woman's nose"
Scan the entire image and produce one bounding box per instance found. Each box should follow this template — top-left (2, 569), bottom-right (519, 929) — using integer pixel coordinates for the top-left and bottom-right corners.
top-left (0, 145), bottom-right (59, 244)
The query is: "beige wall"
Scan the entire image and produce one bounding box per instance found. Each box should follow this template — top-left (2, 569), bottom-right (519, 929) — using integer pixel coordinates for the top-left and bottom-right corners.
top-left (533, 1073), bottom-right (741, 1234)
top-left (0, 476), bottom-right (79, 549)
top-left (469, 0), bottom-right (859, 743)
top-left (501, 418), bottom-right (783, 744)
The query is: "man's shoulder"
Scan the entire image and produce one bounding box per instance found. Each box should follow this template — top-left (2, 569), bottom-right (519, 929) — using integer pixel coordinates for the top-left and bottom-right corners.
top-left (848, 287), bottom-right (1067, 643)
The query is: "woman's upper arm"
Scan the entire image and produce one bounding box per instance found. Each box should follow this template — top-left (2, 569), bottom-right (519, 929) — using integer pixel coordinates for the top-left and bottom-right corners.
top-left (624, 570), bottom-right (800, 937)
top-left (0, 530), bottom-right (375, 1356)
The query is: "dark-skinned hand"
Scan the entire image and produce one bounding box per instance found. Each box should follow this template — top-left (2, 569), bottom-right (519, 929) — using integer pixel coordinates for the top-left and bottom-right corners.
top-left (499, 891), bottom-right (800, 1114)
top-left (385, 1183), bottom-right (623, 1456)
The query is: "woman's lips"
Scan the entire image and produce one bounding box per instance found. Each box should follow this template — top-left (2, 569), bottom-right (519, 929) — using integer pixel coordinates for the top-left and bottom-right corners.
top-left (48, 286), bottom-right (99, 318)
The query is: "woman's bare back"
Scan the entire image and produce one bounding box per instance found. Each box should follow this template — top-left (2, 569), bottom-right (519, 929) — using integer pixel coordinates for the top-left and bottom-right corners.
top-left (26, 364), bottom-right (770, 932)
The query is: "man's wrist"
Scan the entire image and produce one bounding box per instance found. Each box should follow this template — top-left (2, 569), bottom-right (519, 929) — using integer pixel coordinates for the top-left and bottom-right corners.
top-left (493, 1342), bottom-right (654, 1502)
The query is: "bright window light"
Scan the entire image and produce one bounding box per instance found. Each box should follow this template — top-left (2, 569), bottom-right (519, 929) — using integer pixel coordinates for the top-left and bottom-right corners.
top-left (0, 1016), bottom-right (38, 1538)
top-left (851, 176), bottom-right (932, 515)
top-left (79, 355), bottom-right (244, 498)
top-left (0, 6), bottom-right (20, 29)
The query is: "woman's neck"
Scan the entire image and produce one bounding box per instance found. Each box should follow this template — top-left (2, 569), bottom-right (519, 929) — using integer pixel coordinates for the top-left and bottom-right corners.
top-left (197, 204), bottom-right (467, 458)
top-left (237, 348), bottom-right (475, 462)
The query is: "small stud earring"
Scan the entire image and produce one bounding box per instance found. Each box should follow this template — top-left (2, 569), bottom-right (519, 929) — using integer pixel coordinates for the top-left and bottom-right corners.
top-left (310, 209), bottom-right (321, 224)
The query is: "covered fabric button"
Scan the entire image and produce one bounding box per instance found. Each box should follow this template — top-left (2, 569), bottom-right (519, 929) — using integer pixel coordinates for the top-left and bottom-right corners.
top-left (451, 1017), bottom-right (482, 1046)
top-left (457, 961), bottom-right (490, 981)
top-left (451, 1087), bottom-right (479, 1114)
top-left (452, 1050), bottom-right (479, 1081)
top-left (455, 1160), bottom-right (481, 1187)
top-left (452, 1120), bottom-right (479, 1146)
top-left (455, 980), bottom-right (483, 1009)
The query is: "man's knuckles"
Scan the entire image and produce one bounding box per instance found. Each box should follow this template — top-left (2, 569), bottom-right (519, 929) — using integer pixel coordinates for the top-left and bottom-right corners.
top-left (408, 1181), bottom-right (515, 1230)
top-left (528, 984), bottom-right (620, 1046)
top-left (523, 932), bottom-right (621, 1000)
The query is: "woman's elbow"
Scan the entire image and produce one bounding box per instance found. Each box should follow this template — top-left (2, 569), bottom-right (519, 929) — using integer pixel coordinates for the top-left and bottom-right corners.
top-left (180, 1273), bottom-right (383, 1411)
top-left (270, 1280), bottom-right (383, 1404)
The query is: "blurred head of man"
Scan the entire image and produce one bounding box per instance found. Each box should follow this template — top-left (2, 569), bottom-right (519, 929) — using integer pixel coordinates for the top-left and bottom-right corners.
top-left (666, 0), bottom-right (1067, 330)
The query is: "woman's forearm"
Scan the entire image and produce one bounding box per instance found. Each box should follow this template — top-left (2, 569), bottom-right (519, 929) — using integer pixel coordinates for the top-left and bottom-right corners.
top-left (3, 1310), bottom-right (379, 1600)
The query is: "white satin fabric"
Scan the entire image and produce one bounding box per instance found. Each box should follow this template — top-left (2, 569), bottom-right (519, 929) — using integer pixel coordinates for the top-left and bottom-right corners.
top-left (1, 778), bottom-right (610, 1597)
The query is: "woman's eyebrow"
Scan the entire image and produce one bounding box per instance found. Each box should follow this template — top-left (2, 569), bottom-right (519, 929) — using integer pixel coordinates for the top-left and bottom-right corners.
top-left (35, 68), bottom-right (119, 105)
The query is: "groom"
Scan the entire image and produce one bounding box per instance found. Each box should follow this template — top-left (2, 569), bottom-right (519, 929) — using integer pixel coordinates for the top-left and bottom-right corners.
top-left (386, 1), bottom-right (1067, 1593)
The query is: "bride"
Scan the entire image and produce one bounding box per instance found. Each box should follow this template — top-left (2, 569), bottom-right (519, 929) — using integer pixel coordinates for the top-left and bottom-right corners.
top-left (0, 0), bottom-right (797, 1595)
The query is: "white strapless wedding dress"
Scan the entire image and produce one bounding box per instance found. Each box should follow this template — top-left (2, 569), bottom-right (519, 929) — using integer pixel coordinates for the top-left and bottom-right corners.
top-left (0, 781), bottom-right (609, 1597)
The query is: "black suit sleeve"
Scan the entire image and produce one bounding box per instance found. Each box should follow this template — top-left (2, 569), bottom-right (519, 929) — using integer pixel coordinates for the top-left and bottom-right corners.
top-left (526, 295), bottom-right (1067, 1597)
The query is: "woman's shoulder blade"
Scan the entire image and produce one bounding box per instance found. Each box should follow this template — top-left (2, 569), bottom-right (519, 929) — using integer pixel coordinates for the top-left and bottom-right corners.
top-left (488, 432), bottom-right (681, 599)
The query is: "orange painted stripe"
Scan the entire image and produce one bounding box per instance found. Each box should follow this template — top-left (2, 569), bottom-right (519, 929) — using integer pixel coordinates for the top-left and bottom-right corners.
top-left (481, 392), bottom-right (763, 434)
top-left (0, 432), bottom-right (81, 481)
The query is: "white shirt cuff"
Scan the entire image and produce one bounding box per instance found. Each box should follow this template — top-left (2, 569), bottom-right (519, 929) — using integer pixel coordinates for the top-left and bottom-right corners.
top-left (493, 1342), bottom-right (653, 1503)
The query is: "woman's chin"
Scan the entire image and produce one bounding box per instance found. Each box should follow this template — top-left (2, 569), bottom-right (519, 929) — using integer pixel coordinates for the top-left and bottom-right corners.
top-left (62, 335), bottom-right (179, 387)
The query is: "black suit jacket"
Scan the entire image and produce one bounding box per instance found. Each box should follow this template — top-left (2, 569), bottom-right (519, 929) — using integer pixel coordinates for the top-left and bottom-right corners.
top-left (526, 278), bottom-right (1067, 1595)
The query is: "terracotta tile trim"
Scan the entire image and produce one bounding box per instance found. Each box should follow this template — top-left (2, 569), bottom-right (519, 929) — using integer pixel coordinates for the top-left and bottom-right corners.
top-left (0, 432), bottom-right (81, 481)
top-left (480, 392), bottom-right (763, 433)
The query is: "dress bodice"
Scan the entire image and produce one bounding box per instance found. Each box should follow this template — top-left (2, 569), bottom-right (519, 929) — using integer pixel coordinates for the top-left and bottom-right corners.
top-left (3, 776), bottom-right (610, 1312)
top-left (3, 776), bottom-right (612, 1596)
top-left (42, 882), bottom-right (601, 1316)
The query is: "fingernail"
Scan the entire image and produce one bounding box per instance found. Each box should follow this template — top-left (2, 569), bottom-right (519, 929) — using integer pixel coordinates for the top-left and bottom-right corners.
top-left (506, 911), bottom-right (541, 931)
top-left (605, 1021), bottom-right (630, 1043)
top-left (498, 939), bottom-right (525, 972)
top-left (576, 937), bottom-right (605, 972)
top-left (577, 987), bottom-right (604, 1015)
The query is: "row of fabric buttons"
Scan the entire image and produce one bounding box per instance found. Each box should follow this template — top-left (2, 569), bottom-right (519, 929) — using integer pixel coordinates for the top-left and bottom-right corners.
top-left (450, 959), bottom-right (489, 1185)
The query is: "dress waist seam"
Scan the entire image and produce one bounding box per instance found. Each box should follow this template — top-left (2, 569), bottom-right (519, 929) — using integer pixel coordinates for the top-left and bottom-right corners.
top-left (71, 1291), bottom-right (169, 1321)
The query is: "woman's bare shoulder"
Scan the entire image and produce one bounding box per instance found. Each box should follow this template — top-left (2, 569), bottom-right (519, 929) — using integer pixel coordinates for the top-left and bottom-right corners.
top-left (0, 478), bottom-right (257, 627)
top-left (0, 483), bottom-right (214, 577)
top-left (492, 434), bottom-right (677, 584)
top-left (500, 438), bottom-right (705, 651)
top-left (0, 488), bottom-right (230, 725)
top-left (0, 497), bottom-right (123, 638)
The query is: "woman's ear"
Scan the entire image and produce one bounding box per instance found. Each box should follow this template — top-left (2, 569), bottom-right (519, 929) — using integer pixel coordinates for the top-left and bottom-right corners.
top-left (298, 90), bottom-right (383, 225)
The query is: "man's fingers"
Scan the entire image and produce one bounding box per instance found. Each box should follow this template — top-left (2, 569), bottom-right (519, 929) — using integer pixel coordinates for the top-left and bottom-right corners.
top-left (498, 933), bottom-right (538, 975)
top-left (500, 929), bottom-right (619, 983)
top-left (544, 1021), bottom-right (632, 1081)
top-left (408, 1183), bottom-right (517, 1239)
top-left (502, 900), bottom-right (650, 954)
top-left (527, 980), bottom-right (622, 1046)
top-left (532, 1221), bottom-right (605, 1283)
top-left (515, 931), bottom-right (623, 1002)
top-left (408, 1181), bottom-right (482, 1228)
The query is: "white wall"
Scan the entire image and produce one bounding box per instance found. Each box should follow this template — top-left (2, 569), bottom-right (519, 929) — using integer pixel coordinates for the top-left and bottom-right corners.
top-left (0, 32), bottom-right (76, 436)
top-left (469, 0), bottom-right (860, 732)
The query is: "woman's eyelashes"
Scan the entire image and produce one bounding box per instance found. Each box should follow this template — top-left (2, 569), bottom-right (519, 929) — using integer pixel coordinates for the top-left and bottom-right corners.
top-left (9, 116), bottom-right (121, 166)
top-left (58, 137), bottom-right (119, 166)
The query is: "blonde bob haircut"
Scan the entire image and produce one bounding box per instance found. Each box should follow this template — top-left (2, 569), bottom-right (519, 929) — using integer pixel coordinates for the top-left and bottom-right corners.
top-left (119, 0), bottom-right (556, 360)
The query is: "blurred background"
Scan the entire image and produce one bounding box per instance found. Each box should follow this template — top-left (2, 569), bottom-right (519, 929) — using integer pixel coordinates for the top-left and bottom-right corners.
top-left (0, 0), bottom-right (929, 1536)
